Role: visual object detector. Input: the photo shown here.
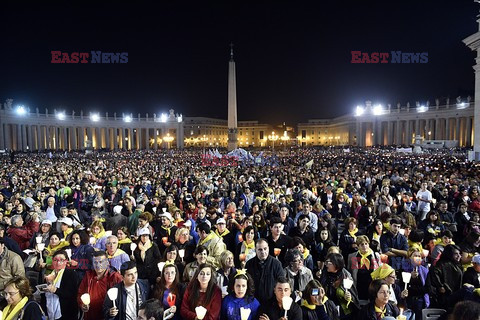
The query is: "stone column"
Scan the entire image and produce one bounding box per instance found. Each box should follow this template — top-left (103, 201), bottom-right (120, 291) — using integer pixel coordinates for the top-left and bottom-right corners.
top-left (28, 125), bottom-right (34, 150)
top-left (154, 129), bottom-right (158, 149)
top-left (4, 124), bottom-right (11, 150)
top-left (145, 129), bottom-right (150, 150)
top-left (119, 128), bottom-right (125, 149)
top-left (128, 128), bottom-right (133, 150)
top-left (456, 118), bottom-right (461, 143)
top-left (137, 128), bottom-right (142, 149)
top-left (396, 120), bottom-right (402, 145)
top-left (113, 128), bottom-right (118, 150)
top-left (355, 121), bottom-right (361, 146)
top-left (387, 121), bottom-right (393, 145)
top-left (16, 124), bottom-right (22, 151)
top-left (78, 127), bottom-right (85, 150)
top-left (21, 125), bottom-right (27, 151)
top-left (467, 117), bottom-right (473, 147)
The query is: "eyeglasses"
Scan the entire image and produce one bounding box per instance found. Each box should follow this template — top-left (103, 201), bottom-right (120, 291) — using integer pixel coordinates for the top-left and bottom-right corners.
top-left (1, 291), bottom-right (19, 298)
top-left (325, 261), bottom-right (333, 265)
top-left (53, 258), bottom-right (67, 263)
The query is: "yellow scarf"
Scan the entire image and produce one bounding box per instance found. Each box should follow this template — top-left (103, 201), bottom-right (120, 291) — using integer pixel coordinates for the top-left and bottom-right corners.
top-left (300, 295), bottom-right (328, 310)
top-left (215, 229), bottom-right (230, 237)
top-left (408, 241), bottom-right (423, 252)
top-left (93, 229), bottom-right (106, 240)
top-left (303, 248), bottom-right (310, 260)
top-left (348, 228), bottom-right (358, 241)
top-left (63, 227), bottom-right (73, 240)
top-left (161, 226), bottom-right (172, 236)
top-left (199, 232), bottom-right (216, 246)
top-left (46, 240), bottom-right (70, 256)
top-left (243, 240), bottom-right (255, 257)
top-left (374, 305), bottom-right (387, 319)
top-left (373, 232), bottom-right (381, 242)
top-left (138, 241), bottom-right (152, 261)
top-left (371, 264), bottom-right (395, 280)
top-left (108, 248), bottom-right (127, 259)
top-left (1, 296), bottom-right (28, 320)
top-left (433, 238), bottom-right (455, 246)
top-left (118, 238), bottom-right (132, 245)
top-left (383, 222), bottom-right (391, 231)
top-left (52, 268), bottom-right (65, 286)
top-left (359, 248), bottom-right (374, 270)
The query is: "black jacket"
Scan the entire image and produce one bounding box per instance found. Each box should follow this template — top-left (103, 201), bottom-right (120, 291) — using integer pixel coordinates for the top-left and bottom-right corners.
top-left (257, 297), bottom-right (303, 320)
top-left (358, 302), bottom-right (399, 320)
top-left (246, 255), bottom-right (286, 304)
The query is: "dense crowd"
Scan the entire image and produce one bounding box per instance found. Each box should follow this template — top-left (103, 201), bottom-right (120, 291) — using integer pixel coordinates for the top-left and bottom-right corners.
top-left (0, 147), bottom-right (480, 320)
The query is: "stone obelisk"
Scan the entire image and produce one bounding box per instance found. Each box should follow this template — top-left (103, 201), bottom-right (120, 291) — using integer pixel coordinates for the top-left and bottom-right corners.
top-left (227, 43), bottom-right (238, 151)
top-left (464, 0), bottom-right (480, 159)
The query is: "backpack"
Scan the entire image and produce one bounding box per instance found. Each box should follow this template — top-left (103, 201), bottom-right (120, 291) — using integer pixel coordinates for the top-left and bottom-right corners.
top-left (19, 301), bottom-right (47, 320)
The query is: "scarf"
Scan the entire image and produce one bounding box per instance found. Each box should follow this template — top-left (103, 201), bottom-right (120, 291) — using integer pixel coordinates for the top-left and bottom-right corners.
top-left (161, 225), bottom-right (172, 236)
top-left (46, 240), bottom-right (70, 256)
top-left (303, 248), bottom-right (310, 260)
top-left (300, 295), bottom-right (329, 310)
top-left (107, 249), bottom-right (127, 259)
top-left (383, 222), bottom-right (391, 231)
top-left (1, 296), bottom-right (28, 320)
top-left (138, 240), bottom-right (152, 261)
top-left (374, 305), bottom-right (387, 319)
top-left (408, 240), bottom-right (423, 252)
top-left (93, 229), bottom-right (106, 240)
top-left (371, 264), bottom-right (394, 280)
top-left (373, 232), bottom-right (381, 242)
top-left (215, 229), bottom-right (230, 237)
top-left (359, 248), bottom-right (374, 270)
top-left (434, 238), bottom-right (455, 246)
top-left (199, 232), bottom-right (216, 246)
top-left (348, 227), bottom-right (358, 241)
top-left (118, 238), bottom-right (132, 245)
top-left (63, 227), bottom-right (73, 240)
top-left (243, 240), bottom-right (255, 257)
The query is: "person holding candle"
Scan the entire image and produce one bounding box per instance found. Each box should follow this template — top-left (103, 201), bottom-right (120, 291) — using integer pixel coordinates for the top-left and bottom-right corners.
top-left (155, 212), bottom-right (177, 250)
top-left (68, 229), bottom-right (94, 284)
top-left (220, 269), bottom-right (260, 320)
top-left (1, 276), bottom-right (45, 320)
top-left (357, 279), bottom-right (399, 320)
top-left (162, 244), bottom-right (185, 275)
top-left (183, 245), bottom-right (209, 282)
top-left (102, 261), bottom-right (150, 320)
top-left (173, 226), bottom-right (196, 264)
top-left (366, 219), bottom-right (384, 254)
top-left (320, 253), bottom-right (360, 319)
top-left (42, 250), bottom-right (79, 320)
top-left (180, 263), bottom-right (222, 320)
top-left (284, 248), bottom-right (313, 300)
top-left (266, 217), bottom-right (292, 265)
top-left (133, 228), bottom-right (161, 285)
top-left (77, 250), bottom-right (123, 320)
top-left (152, 263), bottom-right (185, 320)
top-left (301, 279), bottom-right (339, 320)
top-left (216, 250), bottom-right (236, 291)
top-left (234, 226), bottom-right (257, 268)
top-left (28, 219), bottom-right (52, 249)
top-left (400, 248), bottom-right (430, 320)
top-left (257, 276), bottom-right (302, 320)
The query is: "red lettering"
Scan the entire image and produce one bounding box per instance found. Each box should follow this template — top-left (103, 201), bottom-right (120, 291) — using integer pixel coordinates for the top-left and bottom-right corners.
top-left (61, 52), bottom-right (71, 63)
top-left (79, 52), bottom-right (89, 63)
top-left (379, 52), bottom-right (389, 63)
top-left (361, 52), bottom-right (371, 63)
top-left (371, 52), bottom-right (379, 63)
top-left (70, 52), bottom-right (79, 63)
top-left (351, 51), bottom-right (362, 63)
top-left (51, 51), bottom-right (62, 63)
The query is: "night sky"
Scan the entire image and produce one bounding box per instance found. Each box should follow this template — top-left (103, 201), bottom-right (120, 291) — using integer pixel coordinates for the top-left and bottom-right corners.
top-left (0, 1), bottom-right (477, 125)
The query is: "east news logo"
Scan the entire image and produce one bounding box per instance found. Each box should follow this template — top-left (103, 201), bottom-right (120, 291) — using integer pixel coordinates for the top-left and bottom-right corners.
top-left (351, 51), bottom-right (428, 63)
top-left (51, 51), bottom-right (128, 63)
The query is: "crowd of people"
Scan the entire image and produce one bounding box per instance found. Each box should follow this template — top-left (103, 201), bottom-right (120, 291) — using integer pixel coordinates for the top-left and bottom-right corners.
top-left (0, 147), bottom-right (479, 320)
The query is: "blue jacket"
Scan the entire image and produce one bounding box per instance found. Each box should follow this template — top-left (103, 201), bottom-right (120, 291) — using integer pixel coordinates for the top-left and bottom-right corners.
top-left (221, 295), bottom-right (260, 320)
top-left (103, 279), bottom-right (150, 320)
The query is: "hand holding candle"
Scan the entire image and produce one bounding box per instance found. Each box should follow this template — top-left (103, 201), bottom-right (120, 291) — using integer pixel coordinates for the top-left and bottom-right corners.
top-left (282, 296), bottom-right (293, 318)
top-left (162, 237), bottom-right (168, 245)
top-left (107, 288), bottom-right (118, 308)
top-left (35, 236), bottom-right (43, 244)
top-left (167, 293), bottom-right (176, 307)
top-left (402, 272), bottom-right (411, 290)
top-left (274, 248), bottom-right (281, 258)
top-left (81, 293), bottom-right (91, 306)
top-left (195, 306), bottom-right (207, 320)
top-left (343, 278), bottom-right (353, 307)
top-left (130, 242), bottom-right (137, 252)
top-left (240, 307), bottom-right (251, 320)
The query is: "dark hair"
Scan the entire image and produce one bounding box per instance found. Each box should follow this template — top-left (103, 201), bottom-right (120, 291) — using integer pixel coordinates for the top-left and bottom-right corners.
top-left (450, 300), bottom-right (480, 320)
top-left (228, 271), bottom-right (255, 300)
top-left (69, 229), bottom-right (89, 246)
top-left (92, 250), bottom-right (108, 259)
top-left (52, 249), bottom-right (68, 260)
top-left (197, 222), bottom-right (211, 234)
top-left (139, 299), bottom-right (164, 320)
top-left (275, 276), bottom-right (291, 287)
top-left (194, 245), bottom-right (209, 256)
top-left (344, 217), bottom-right (357, 226)
top-left (439, 244), bottom-right (461, 264)
top-left (163, 244), bottom-right (180, 263)
top-left (325, 252), bottom-right (345, 271)
top-left (153, 263), bottom-right (180, 300)
top-left (303, 279), bottom-right (324, 304)
top-left (390, 217), bottom-right (401, 225)
top-left (317, 227), bottom-right (332, 243)
top-left (368, 279), bottom-right (389, 301)
top-left (49, 231), bottom-right (62, 241)
top-left (269, 217), bottom-right (282, 228)
top-left (291, 236), bottom-right (307, 249)
top-left (285, 248), bottom-right (303, 265)
top-left (441, 230), bottom-right (454, 239)
top-left (408, 229), bottom-right (424, 243)
top-left (242, 225), bottom-right (258, 243)
top-left (185, 263), bottom-right (217, 309)
top-left (120, 261), bottom-right (137, 276)
top-left (117, 226), bottom-right (131, 238)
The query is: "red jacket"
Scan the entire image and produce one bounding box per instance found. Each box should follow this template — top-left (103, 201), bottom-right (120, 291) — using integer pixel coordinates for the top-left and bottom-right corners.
top-left (7, 220), bottom-right (39, 250)
top-left (180, 285), bottom-right (222, 320)
top-left (77, 268), bottom-right (123, 320)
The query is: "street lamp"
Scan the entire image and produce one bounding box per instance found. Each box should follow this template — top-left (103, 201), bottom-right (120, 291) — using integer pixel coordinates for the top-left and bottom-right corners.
top-left (163, 133), bottom-right (174, 149)
top-left (268, 131), bottom-right (279, 151)
top-left (280, 132), bottom-right (289, 150)
top-left (201, 134), bottom-right (207, 154)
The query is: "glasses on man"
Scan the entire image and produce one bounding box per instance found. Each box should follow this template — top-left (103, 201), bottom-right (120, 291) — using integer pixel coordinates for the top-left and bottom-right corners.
top-left (53, 258), bottom-right (67, 263)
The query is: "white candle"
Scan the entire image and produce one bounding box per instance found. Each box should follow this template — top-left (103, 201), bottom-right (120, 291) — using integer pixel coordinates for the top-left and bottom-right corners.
top-left (240, 307), bottom-right (251, 320)
top-left (81, 293), bottom-right (91, 306)
top-left (36, 236), bottom-right (43, 244)
top-left (107, 288), bottom-right (118, 308)
top-left (195, 306), bottom-right (207, 320)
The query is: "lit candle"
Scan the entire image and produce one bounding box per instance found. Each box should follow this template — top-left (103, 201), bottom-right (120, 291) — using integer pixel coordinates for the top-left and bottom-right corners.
top-left (167, 293), bottom-right (176, 307)
top-left (162, 237), bottom-right (168, 245)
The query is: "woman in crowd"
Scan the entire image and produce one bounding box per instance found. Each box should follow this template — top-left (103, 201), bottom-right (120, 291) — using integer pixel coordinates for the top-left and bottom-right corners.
top-left (339, 217), bottom-right (360, 263)
top-left (291, 236), bottom-right (314, 271)
top-left (29, 219), bottom-right (52, 248)
top-left (216, 250), bottom-right (236, 291)
top-left (419, 211), bottom-right (445, 239)
top-left (163, 244), bottom-right (185, 276)
top-left (68, 229), bottom-right (94, 284)
top-left (366, 219), bottom-right (384, 253)
top-left (116, 226), bottom-right (133, 256)
top-left (221, 269), bottom-right (260, 320)
top-left (183, 245), bottom-right (208, 282)
top-left (429, 244), bottom-right (463, 308)
top-left (234, 225), bottom-right (257, 268)
top-left (320, 253), bottom-right (360, 319)
top-left (181, 263), bottom-right (222, 320)
top-left (90, 220), bottom-right (108, 251)
top-left (1, 276), bottom-right (45, 319)
top-left (315, 228), bottom-right (336, 271)
top-left (400, 247), bottom-right (430, 320)
top-left (38, 232), bottom-right (69, 274)
top-left (43, 250), bottom-right (78, 320)
top-left (301, 279), bottom-right (339, 320)
top-left (133, 228), bottom-right (161, 285)
top-left (358, 279), bottom-right (399, 320)
top-left (152, 262), bottom-right (185, 320)
top-left (347, 235), bottom-right (381, 301)
top-left (284, 248), bottom-right (314, 300)
top-left (173, 226), bottom-right (196, 264)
